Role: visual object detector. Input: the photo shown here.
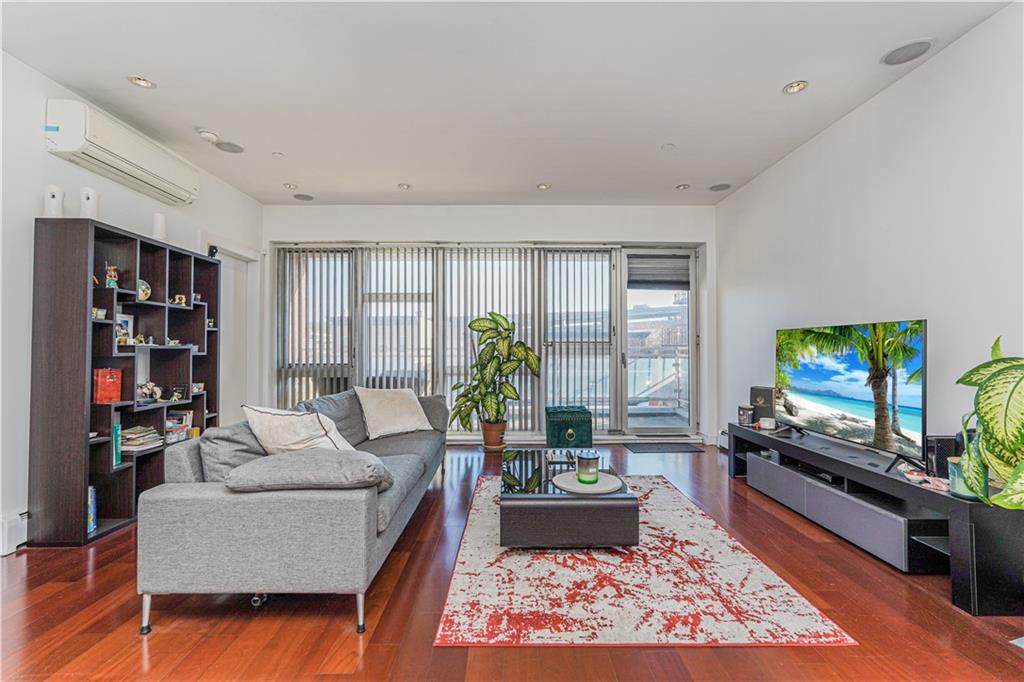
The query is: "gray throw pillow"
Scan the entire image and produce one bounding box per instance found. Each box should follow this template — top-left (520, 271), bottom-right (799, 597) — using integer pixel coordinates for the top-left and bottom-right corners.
top-left (295, 390), bottom-right (369, 446)
top-left (200, 422), bottom-right (268, 482)
top-left (223, 449), bottom-right (394, 493)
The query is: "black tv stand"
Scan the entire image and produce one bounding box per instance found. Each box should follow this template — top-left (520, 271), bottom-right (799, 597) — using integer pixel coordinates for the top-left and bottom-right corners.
top-left (885, 450), bottom-right (927, 473)
top-left (728, 423), bottom-right (1024, 616)
top-left (770, 424), bottom-right (807, 438)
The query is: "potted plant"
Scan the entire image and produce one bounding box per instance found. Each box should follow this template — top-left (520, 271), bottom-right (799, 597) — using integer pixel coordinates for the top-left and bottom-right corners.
top-left (449, 312), bottom-right (540, 450)
top-left (954, 337), bottom-right (1024, 508)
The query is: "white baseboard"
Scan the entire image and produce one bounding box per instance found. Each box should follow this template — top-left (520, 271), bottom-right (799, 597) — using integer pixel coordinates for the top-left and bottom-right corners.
top-left (2, 512), bottom-right (28, 556)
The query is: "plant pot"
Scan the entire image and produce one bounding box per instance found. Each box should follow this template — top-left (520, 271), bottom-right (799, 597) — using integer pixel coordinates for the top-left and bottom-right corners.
top-left (948, 457), bottom-right (989, 500)
top-left (482, 421), bottom-right (507, 451)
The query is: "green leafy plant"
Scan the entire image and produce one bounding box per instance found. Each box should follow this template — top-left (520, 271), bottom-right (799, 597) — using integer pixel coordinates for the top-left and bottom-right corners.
top-left (956, 337), bottom-right (1024, 508)
top-left (448, 312), bottom-right (540, 430)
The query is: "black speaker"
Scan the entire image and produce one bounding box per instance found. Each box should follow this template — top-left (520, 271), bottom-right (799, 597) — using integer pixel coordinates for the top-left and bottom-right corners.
top-left (926, 435), bottom-right (963, 478)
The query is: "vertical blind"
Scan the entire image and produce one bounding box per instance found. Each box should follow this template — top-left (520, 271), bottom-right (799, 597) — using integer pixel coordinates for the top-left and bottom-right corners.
top-left (276, 247), bottom-right (351, 407)
top-left (543, 249), bottom-right (613, 431)
top-left (358, 247), bottom-right (436, 394)
top-left (443, 247), bottom-right (537, 432)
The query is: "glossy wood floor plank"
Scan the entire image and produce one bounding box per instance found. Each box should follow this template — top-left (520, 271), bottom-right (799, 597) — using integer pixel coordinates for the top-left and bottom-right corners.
top-left (3, 445), bottom-right (1023, 681)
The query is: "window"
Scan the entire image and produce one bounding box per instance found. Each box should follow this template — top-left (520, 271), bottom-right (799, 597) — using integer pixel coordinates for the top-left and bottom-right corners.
top-left (276, 247), bottom-right (351, 407)
top-left (542, 249), bottom-right (613, 431)
top-left (276, 243), bottom-right (698, 434)
top-left (444, 247), bottom-right (537, 432)
top-left (358, 247), bottom-right (436, 393)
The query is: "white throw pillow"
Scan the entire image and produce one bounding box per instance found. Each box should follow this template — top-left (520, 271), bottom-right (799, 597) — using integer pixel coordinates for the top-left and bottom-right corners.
top-left (354, 387), bottom-right (433, 440)
top-left (241, 405), bottom-right (354, 455)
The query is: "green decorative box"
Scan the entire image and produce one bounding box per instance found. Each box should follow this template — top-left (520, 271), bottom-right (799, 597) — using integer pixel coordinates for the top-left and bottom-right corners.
top-left (545, 405), bottom-right (593, 448)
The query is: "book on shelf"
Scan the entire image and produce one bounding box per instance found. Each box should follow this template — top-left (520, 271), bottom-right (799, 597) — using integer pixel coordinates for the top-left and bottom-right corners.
top-left (87, 486), bottom-right (97, 534)
top-left (120, 425), bottom-right (163, 451)
top-left (112, 423), bottom-right (122, 466)
top-left (167, 409), bottom-right (194, 428)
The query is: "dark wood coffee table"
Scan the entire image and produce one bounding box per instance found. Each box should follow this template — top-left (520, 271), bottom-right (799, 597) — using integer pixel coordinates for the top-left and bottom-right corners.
top-left (498, 448), bottom-right (639, 548)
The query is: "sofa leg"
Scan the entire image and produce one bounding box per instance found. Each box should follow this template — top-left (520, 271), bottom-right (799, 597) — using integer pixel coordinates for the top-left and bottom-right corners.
top-left (356, 592), bottom-right (366, 633)
top-left (140, 594), bottom-right (152, 635)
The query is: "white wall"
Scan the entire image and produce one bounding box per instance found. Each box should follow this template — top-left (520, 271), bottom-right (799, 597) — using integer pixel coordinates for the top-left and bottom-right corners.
top-left (716, 5), bottom-right (1023, 437)
top-left (261, 204), bottom-right (718, 436)
top-left (1, 53), bottom-right (263, 554)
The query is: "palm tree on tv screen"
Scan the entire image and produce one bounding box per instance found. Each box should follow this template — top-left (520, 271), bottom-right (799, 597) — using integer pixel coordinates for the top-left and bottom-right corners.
top-left (886, 320), bottom-right (924, 438)
top-left (803, 323), bottom-right (899, 451)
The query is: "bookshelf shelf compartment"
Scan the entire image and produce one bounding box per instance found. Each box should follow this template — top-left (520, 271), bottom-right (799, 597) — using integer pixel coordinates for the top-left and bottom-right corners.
top-left (29, 218), bottom-right (220, 546)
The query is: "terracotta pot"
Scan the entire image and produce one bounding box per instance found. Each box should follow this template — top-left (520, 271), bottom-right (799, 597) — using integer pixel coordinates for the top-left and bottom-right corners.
top-left (482, 421), bottom-right (507, 451)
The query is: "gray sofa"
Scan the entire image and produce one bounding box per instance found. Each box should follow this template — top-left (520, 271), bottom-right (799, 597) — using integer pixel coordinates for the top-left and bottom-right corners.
top-left (136, 391), bottom-right (447, 635)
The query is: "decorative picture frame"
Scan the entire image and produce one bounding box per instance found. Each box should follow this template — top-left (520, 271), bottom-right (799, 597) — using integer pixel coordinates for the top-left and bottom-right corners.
top-left (115, 313), bottom-right (134, 344)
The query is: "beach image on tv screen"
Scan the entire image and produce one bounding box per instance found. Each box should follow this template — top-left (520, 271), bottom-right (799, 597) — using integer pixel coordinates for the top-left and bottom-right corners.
top-left (775, 320), bottom-right (924, 458)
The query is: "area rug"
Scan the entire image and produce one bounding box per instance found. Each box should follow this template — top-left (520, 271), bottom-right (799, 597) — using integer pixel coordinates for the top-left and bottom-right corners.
top-left (624, 442), bottom-right (704, 453)
top-left (434, 476), bottom-right (855, 646)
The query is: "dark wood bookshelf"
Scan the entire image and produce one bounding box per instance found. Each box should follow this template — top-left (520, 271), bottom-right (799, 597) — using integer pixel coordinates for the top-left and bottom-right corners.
top-left (28, 218), bottom-right (220, 546)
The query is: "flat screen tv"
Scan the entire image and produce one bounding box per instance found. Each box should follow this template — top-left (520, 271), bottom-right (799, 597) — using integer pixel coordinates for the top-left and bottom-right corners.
top-left (775, 320), bottom-right (926, 459)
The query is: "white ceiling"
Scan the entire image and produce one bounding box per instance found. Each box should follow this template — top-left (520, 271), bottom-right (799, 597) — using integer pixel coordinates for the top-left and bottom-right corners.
top-left (2, 2), bottom-right (1006, 205)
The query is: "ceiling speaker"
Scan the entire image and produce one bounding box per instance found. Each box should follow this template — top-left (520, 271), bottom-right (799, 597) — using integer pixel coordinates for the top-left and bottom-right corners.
top-left (882, 40), bottom-right (933, 66)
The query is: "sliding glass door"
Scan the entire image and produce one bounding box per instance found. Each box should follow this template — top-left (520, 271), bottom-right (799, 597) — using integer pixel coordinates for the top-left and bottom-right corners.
top-left (620, 250), bottom-right (697, 433)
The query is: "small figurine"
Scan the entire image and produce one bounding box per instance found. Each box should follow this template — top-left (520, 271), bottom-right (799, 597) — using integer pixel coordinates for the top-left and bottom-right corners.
top-left (146, 335), bottom-right (154, 345)
top-left (134, 334), bottom-right (146, 345)
top-left (170, 387), bottom-right (184, 401)
top-left (166, 338), bottom-right (180, 346)
top-left (104, 263), bottom-right (119, 289)
top-left (137, 382), bottom-right (162, 402)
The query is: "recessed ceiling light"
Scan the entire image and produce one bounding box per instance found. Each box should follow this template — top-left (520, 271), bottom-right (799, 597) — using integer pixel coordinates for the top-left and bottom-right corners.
top-left (709, 183), bottom-right (732, 192)
top-left (782, 80), bottom-right (809, 95)
top-left (214, 141), bottom-right (245, 154)
top-left (272, 151), bottom-right (286, 158)
top-left (195, 128), bottom-right (219, 144)
top-left (661, 143), bottom-right (676, 152)
top-left (536, 183), bottom-right (552, 191)
top-left (127, 75), bottom-right (156, 89)
top-left (283, 183), bottom-right (298, 190)
top-left (293, 193), bottom-right (315, 201)
top-left (397, 183), bottom-right (412, 190)
top-left (675, 184), bottom-right (691, 190)
top-left (882, 40), bottom-right (933, 66)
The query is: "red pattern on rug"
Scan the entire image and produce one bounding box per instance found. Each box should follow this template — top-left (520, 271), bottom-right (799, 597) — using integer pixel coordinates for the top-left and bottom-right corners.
top-left (434, 475), bottom-right (856, 647)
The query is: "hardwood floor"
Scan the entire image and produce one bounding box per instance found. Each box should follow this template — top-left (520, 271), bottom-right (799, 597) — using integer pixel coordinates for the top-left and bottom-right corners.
top-left (3, 445), bottom-right (1023, 680)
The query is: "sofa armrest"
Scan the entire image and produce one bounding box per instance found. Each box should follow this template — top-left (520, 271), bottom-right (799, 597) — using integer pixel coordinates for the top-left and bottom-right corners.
top-left (418, 394), bottom-right (450, 433)
top-left (137, 483), bottom-right (376, 594)
top-left (165, 439), bottom-right (204, 482)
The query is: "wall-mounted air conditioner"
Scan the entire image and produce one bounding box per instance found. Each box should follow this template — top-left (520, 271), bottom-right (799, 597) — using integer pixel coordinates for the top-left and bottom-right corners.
top-left (45, 98), bottom-right (200, 205)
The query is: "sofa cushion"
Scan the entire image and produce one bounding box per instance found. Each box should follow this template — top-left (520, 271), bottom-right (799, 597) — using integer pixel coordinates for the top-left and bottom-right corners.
top-left (357, 430), bottom-right (445, 474)
top-left (242, 405), bottom-right (354, 455)
top-left (374, 454), bottom-right (425, 532)
top-left (223, 449), bottom-right (394, 493)
top-left (418, 394), bottom-right (449, 432)
top-left (295, 390), bottom-right (369, 446)
top-left (354, 387), bottom-right (433, 440)
top-left (200, 422), bottom-right (268, 483)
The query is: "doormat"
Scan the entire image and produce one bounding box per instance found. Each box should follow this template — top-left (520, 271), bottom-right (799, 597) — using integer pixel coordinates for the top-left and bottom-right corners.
top-left (624, 442), bottom-right (704, 453)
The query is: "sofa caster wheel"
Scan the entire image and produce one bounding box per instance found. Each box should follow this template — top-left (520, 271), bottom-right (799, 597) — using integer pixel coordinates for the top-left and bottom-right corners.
top-left (251, 593), bottom-right (268, 607)
top-left (139, 625), bottom-right (152, 635)
top-left (356, 623), bottom-right (366, 633)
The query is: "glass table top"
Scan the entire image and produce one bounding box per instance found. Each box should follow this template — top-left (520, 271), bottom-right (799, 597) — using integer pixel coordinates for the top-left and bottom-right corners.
top-left (500, 448), bottom-right (627, 497)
